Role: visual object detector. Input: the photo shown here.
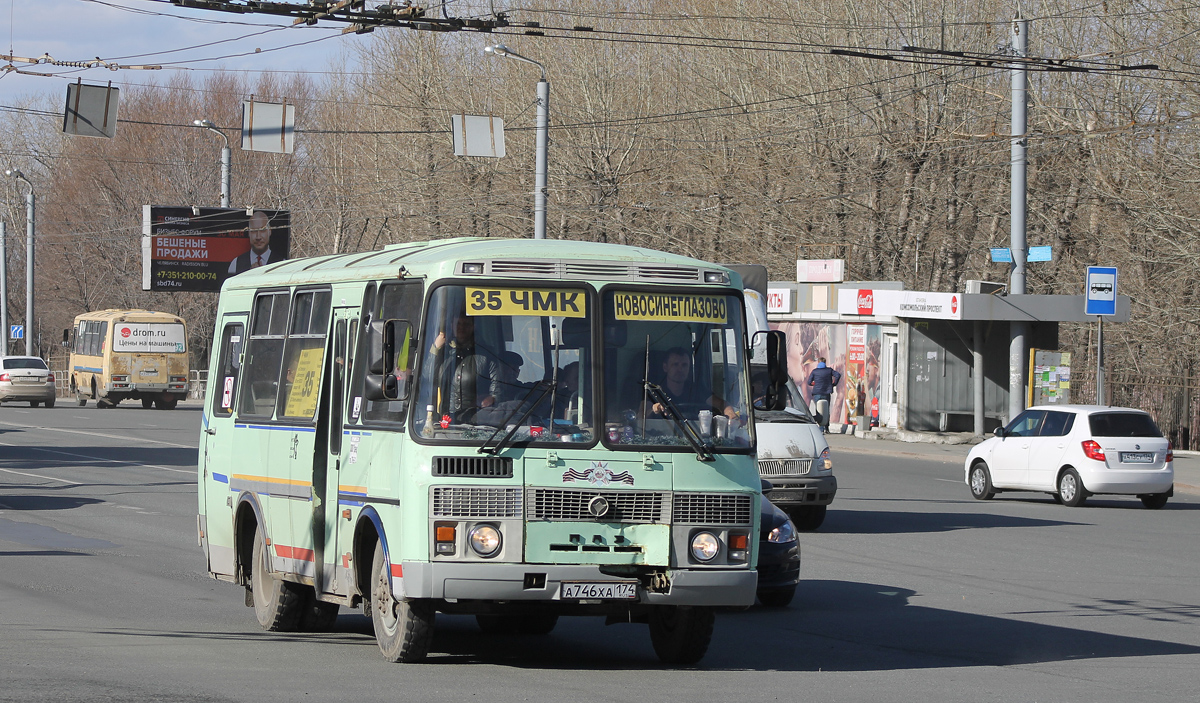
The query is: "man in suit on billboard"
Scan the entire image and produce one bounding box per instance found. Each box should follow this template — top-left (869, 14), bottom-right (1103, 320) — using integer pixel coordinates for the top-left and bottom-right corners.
top-left (228, 211), bottom-right (275, 274)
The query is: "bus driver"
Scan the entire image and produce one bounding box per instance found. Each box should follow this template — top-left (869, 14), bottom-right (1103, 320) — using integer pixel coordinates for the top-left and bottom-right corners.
top-left (428, 311), bottom-right (500, 424)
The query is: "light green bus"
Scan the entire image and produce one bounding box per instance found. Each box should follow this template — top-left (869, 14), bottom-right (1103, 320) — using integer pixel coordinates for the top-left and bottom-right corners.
top-left (197, 237), bottom-right (789, 664)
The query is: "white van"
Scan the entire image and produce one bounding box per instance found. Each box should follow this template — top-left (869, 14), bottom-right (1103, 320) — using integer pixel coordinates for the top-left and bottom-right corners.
top-left (732, 265), bottom-right (838, 530)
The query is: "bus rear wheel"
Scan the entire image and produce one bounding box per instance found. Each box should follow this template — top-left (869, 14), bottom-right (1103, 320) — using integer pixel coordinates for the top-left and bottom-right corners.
top-left (370, 541), bottom-right (434, 662)
top-left (648, 605), bottom-right (714, 665)
top-left (142, 398), bottom-right (154, 409)
top-left (250, 524), bottom-right (304, 632)
top-left (156, 395), bottom-right (178, 410)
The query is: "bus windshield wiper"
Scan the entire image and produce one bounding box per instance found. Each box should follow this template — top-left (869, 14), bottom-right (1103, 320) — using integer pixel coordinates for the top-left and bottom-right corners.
top-left (643, 381), bottom-right (715, 462)
top-left (478, 379), bottom-right (554, 456)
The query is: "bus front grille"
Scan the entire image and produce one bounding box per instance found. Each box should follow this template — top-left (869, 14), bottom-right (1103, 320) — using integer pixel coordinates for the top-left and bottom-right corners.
top-left (432, 456), bottom-right (514, 478)
top-left (758, 458), bottom-right (812, 477)
top-left (672, 493), bottom-right (753, 525)
top-left (431, 487), bottom-right (523, 518)
top-left (527, 488), bottom-right (669, 523)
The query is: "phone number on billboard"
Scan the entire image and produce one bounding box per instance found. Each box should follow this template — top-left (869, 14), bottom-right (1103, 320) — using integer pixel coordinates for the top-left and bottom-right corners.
top-left (157, 270), bottom-right (217, 280)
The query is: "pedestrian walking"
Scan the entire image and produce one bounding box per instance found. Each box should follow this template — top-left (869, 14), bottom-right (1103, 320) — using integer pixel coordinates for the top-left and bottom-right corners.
top-left (807, 357), bottom-right (841, 433)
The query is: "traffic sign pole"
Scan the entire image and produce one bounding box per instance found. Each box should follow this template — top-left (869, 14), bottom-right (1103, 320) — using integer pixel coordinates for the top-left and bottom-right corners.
top-left (1085, 265), bottom-right (1118, 405)
top-left (1097, 315), bottom-right (1104, 405)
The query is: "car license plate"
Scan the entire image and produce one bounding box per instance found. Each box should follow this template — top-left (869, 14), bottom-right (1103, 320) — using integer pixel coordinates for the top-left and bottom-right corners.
top-left (14, 377), bottom-right (38, 384)
top-left (1121, 452), bottom-right (1154, 464)
top-left (560, 581), bottom-right (637, 600)
top-left (140, 369), bottom-right (159, 376)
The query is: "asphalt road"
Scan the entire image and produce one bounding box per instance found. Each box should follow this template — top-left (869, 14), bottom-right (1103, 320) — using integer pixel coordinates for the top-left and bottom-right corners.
top-left (2, 401), bottom-right (1199, 702)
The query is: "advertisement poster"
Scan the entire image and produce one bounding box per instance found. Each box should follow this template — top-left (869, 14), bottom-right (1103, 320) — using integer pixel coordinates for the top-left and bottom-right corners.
top-left (772, 321), bottom-right (882, 427)
top-left (111, 322), bottom-right (187, 354)
top-left (141, 206), bottom-right (291, 292)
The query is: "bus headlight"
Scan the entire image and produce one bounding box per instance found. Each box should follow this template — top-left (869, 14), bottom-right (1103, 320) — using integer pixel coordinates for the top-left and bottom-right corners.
top-left (468, 524), bottom-right (502, 557)
top-left (690, 531), bottom-right (720, 562)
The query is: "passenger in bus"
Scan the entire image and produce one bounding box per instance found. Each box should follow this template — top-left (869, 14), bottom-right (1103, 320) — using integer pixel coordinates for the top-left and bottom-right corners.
top-left (429, 313), bottom-right (500, 423)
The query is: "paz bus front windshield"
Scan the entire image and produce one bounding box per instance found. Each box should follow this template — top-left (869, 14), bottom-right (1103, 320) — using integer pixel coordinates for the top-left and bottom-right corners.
top-left (600, 289), bottom-right (752, 451)
top-left (411, 284), bottom-right (594, 445)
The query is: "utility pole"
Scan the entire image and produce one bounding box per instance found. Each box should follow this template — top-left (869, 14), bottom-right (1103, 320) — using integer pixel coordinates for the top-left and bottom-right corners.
top-left (1008, 15), bottom-right (1029, 424)
top-left (0, 220), bottom-right (7, 355)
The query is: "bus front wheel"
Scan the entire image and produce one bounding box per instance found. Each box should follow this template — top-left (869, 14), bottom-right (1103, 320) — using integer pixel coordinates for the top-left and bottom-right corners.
top-left (370, 541), bottom-right (434, 662)
top-left (648, 606), bottom-right (714, 665)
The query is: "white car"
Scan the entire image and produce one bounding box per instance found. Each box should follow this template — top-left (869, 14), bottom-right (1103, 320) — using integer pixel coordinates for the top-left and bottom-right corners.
top-left (965, 405), bottom-right (1173, 508)
top-left (0, 355), bottom-right (57, 407)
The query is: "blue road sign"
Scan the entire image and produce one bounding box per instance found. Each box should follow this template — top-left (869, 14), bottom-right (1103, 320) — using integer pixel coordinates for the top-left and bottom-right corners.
top-left (10, 324), bottom-right (23, 340)
top-left (1085, 266), bottom-right (1118, 316)
top-left (990, 247), bottom-right (1012, 263)
top-left (1028, 245), bottom-right (1052, 262)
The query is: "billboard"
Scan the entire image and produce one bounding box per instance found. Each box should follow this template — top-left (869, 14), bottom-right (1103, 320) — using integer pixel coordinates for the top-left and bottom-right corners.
top-left (141, 206), bottom-right (291, 292)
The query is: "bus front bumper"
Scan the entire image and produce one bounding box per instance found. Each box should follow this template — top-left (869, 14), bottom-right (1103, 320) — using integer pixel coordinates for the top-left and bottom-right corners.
top-left (395, 562), bottom-right (757, 607)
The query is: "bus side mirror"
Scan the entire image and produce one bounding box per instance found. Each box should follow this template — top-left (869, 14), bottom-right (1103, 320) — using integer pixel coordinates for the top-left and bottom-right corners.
top-left (756, 330), bottom-right (789, 411)
top-left (62, 329), bottom-right (70, 348)
top-left (364, 319), bottom-right (414, 402)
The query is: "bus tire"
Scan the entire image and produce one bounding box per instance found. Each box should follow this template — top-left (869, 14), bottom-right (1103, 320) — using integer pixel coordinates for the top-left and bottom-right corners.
top-left (648, 606), bottom-right (714, 666)
top-left (370, 541), bottom-right (434, 662)
top-left (156, 396), bottom-right (178, 410)
top-left (74, 380), bottom-right (86, 406)
top-left (299, 590), bottom-right (340, 632)
top-left (250, 524), bottom-right (304, 632)
top-left (142, 398), bottom-right (154, 409)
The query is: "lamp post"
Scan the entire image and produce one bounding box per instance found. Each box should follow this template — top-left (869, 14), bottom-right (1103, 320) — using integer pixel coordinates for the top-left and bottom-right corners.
top-left (193, 119), bottom-right (231, 208)
top-left (5, 168), bottom-right (34, 356)
top-left (485, 43), bottom-right (549, 240)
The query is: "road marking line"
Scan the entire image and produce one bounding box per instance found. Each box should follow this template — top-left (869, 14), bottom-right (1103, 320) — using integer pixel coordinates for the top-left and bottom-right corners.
top-left (0, 467), bottom-right (83, 485)
top-left (0, 442), bottom-right (192, 475)
top-left (933, 478), bottom-right (959, 482)
top-left (0, 420), bottom-right (195, 448)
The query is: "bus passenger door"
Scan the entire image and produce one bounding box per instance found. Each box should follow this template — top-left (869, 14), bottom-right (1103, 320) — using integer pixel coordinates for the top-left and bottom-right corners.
top-left (201, 315), bottom-right (246, 576)
top-left (317, 309), bottom-right (355, 596)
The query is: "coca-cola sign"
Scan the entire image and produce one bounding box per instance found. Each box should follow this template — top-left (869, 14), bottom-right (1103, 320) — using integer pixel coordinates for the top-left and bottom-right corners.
top-left (857, 289), bottom-right (874, 315)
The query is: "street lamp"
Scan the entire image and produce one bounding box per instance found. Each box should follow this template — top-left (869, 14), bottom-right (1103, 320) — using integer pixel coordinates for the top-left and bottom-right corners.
top-left (485, 43), bottom-right (549, 240)
top-left (193, 119), bottom-right (231, 208)
top-left (5, 168), bottom-right (34, 356)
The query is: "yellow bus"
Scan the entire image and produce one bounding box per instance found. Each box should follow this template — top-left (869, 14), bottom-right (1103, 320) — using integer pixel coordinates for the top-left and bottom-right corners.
top-left (66, 309), bottom-right (190, 409)
top-left (197, 237), bottom-right (792, 664)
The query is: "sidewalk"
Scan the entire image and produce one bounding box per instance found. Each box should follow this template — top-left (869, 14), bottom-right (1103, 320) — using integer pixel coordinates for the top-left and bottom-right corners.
top-left (822, 426), bottom-right (1200, 496)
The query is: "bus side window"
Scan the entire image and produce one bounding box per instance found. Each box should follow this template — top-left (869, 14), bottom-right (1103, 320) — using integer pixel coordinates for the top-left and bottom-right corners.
top-left (239, 291), bottom-right (290, 418)
top-left (359, 281), bottom-right (422, 424)
top-left (277, 289), bottom-right (332, 422)
top-left (213, 322), bottom-right (244, 417)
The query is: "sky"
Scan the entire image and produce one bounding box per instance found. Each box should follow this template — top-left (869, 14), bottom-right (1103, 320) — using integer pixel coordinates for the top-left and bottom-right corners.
top-left (0, 0), bottom-right (373, 105)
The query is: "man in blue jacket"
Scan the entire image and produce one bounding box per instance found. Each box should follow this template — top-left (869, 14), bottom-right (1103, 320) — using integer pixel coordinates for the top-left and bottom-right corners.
top-left (806, 357), bottom-right (841, 433)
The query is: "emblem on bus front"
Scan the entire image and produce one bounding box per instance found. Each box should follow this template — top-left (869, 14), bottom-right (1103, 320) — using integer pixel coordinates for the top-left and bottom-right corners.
top-left (587, 496), bottom-right (611, 517)
top-left (563, 461), bottom-right (635, 486)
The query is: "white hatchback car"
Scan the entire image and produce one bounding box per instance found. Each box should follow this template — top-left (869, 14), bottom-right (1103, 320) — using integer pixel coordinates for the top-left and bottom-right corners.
top-left (965, 405), bottom-right (1173, 508)
top-left (0, 355), bottom-right (57, 407)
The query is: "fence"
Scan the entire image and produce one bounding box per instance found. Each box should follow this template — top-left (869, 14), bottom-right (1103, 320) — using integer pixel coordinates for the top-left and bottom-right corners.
top-left (1072, 372), bottom-right (1200, 451)
top-left (50, 367), bottom-right (208, 400)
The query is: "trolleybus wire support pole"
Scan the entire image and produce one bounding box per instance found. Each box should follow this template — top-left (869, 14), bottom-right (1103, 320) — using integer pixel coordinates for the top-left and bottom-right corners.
top-left (1008, 14), bottom-right (1029, 425)
top-left (0, 220), bottom-right (8, 356)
